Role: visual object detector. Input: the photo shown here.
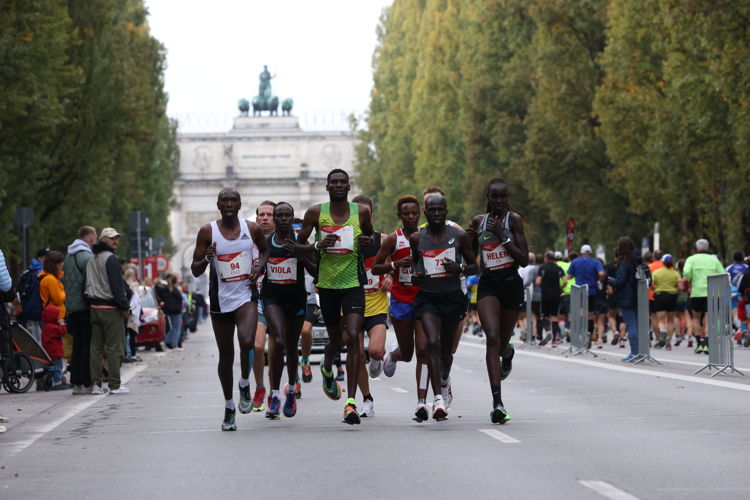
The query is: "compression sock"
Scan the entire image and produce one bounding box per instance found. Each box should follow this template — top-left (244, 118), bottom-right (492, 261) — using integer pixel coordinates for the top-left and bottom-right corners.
top-left (256, 381), bottom-right (265, 390)
top-left (248, 348), bottom-right (255, 368)
top-left (301, 356), bottom-right (309, 364)
top-left (225, 399), bottom-right (235, 410)
top-left (588, 320), bottom-right (595, 336)
top-left (552, 322), bottom-right (561, 340)
top-left (239, 378), bottom-right (250, 389)
top-left (271, 389), bottom-right (280, 399)
top-left (491, 385), bottom-right (503, 407)
top-left (363, 393), bottom-right (373, 402)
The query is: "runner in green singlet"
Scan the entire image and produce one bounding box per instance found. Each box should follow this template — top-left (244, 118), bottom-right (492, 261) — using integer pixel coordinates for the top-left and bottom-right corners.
top-left (293, 169), bottom-right (374, 425)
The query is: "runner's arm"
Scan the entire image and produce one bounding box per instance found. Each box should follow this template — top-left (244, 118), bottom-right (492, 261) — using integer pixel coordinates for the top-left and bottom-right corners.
top-left (248, 221), bottom-right (268, 280)
top-left (408, 232), bottom-right (423, 283)
top-left (293, 206), bottom-right (321, 256)
top-left (505, 212), bottom-right (529, 267)
top-left (191, 224), bottom-right (213, 278)
top-left (372, 233), bottom-right (397, 276)
top-left (458, 230), bottom-right (478, 275)
top-left (467, 215), bottom-right (482, 258)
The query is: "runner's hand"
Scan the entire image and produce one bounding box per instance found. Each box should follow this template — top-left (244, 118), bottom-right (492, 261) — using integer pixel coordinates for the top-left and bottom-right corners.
top-left (443, 258), bottom-right (461, 275)
top-left (249, 265), bottom-right (264, 283)
top-left (358, 234), bottom-right (372, 248)
top-left (380, 274), bottom-right (393, 293)
top-left (465, 226), bottom-right (477, 241)
top-left (206, 242), bottom-right (217, 262)
top-left (394, 256), bottom-right (413, 268)
top-left (411, 271), bottom-right (423, 284)
top-left (282, 239), bottom-right (299, 255)
top-left (317, 233), bottom-right (339, 249)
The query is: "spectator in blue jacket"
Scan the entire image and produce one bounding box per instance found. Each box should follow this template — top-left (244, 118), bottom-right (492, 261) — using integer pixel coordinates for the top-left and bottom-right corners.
top-left (608, 237), bottom-right (638, 362)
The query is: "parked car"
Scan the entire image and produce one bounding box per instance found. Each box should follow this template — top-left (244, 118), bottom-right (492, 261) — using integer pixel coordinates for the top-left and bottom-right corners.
top-left (136, 285), bottom-right (166, 350)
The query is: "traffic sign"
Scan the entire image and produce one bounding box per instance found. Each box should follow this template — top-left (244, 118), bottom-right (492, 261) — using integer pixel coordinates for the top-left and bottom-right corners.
top-left (13, 207), bottom-right (35, 229)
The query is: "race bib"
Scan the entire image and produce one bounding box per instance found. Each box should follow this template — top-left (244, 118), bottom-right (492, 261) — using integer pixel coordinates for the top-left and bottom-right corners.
top-left (217, 251), bottom-right (251, 282)
top-left (364, 256), bottom-right (380, 293)
top-left (266, 257), bottom-right (297, 284)
top-left (422, 247), bottom-right (456, 278)
top-left (398, 266), bottom-right (414, 285)
top-left (320, 225), bottom-right (354, 254)
top-left (481, 243), bottom-right (514, 271)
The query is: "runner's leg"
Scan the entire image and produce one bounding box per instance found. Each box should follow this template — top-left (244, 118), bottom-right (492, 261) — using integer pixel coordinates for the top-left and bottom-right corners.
top-left (211, 318), bottom-right (235, 401)
top-left (264, 304), bottom-right (286, 391)
top-left (391, 319), bottom-right (415, 363)
top-left (234, 302), bottom-right (257, 381)
top-left (420, 313), bottom-right (443, 397)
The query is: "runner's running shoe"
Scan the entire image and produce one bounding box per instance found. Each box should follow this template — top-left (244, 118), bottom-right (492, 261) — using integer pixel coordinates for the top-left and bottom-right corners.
top-left (413, 403), bottom-right (429, 423)
top-left (621, 354), bottom-right (637, 362)
top-left (694, 344), bottom-right (702, 354)
top-left (266, 394), bottom-right (281, 419)
top-left (360, 399), bottom-right (374, 418)
top-left (490, 404), bottom-right (511, 425)
top-left (222, 408), bottom-right (237, 431)
top-left (238, 384), bottom-right (252, 414)
top-left (252, 387), bottom-right (266, 412)
top-left (321, 365), bottom-right (342, 400)
top-left (611, 333), bottom-right (620, 345)
top-left (295, 380), bottom-right (302, 399)
top-left (343, 398), bottom-right (361, 425)
top-left (283, 388), bottom-right (297, 418)
top-left (301, 360), bottom-right (313, 383)
top-left (501, 344), bottom-right (515, 380)
top-left (368, 358), bottom-right (383, 378)
top-left (539, 333), bottom-right (552, 347)
top-left (665, 343), bottom-right (672, 351)
top-left (440, 377), bottom-right (453, 409)
top-left (432, 396), bottom-right (447, 421)
top-left (383, 343), bottom-right (399, 377)
top-left (336, 369), bottom-right (345, 381)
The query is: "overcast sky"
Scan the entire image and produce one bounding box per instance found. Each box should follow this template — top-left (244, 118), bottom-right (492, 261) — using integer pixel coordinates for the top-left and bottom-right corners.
top-left (145, 0), bottom-right (393, 132)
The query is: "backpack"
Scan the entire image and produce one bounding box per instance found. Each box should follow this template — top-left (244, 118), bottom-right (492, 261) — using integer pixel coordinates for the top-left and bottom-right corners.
top-left (18, 271), bottom-right (43, 321)
top-left (635, 263), bottom-right (652, 287)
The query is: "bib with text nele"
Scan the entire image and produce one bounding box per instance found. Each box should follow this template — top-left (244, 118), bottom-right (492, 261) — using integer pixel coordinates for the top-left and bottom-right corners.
top-left (422, 247), bottom-right (456, 278)
top-left (481, 243), bottom-right (513, 271)
top-left (217, 251), bottom-right (251, 282)
top-left (266, 257), bottom-right (298, 284)
top-left (320, 225), bottom-right (354, 254)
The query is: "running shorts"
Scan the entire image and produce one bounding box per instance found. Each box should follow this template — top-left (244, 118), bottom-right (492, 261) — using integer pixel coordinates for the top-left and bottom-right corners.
top-left (304, 303), bottom-right (319, 324)
top-left (389, 297), bottom-right (415, 322)
top-left (689, 297), bottom-right (707, 317)
top-left (654, 292), bottom-right (678, 313)
top-left (262, 287), bottom-right (306, 318)
top-left (593, 298), bottom-right (608, 315)
top-left (541, 296), bottom-right (560, 317)
top-left (477, 272), bottom-right (525, 311)
top-left (532, 301), bottom-right (541, 316)
top-left (414, 290), bottom-right (468, 324)
top-left (363, 313), bottom-right (387, 333)
top-left (318, 287), bottom-right (365, 327)
top-left (210, 291), bottom-right (258, 323)
top-left (559, 295), bottom-right (570, 315)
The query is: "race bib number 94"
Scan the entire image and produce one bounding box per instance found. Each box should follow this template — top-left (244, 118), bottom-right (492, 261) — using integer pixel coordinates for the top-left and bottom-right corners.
top-left (217, 251), bottom-right (251, 282)
top-left (320, 225), bottom-right (354, 254)
top-left (422, 247), bottom-right (456, 278)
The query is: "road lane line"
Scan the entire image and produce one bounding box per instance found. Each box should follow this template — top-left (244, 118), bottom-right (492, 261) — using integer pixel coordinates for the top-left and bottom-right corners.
top-left (2, 363), bottom-right (147, 458)
top-left (579, 480), bottom-right (639, 500)
top-left (391, 387), bottom-right (408, 393)
top-left (478, 428), bottom-right (520, 443)
top-left (460, 341), bottom-right (750, 393)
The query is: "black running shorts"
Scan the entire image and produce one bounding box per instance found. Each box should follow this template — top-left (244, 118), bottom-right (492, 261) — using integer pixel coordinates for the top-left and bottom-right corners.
top-left (363, 313), bottom-right (387, 333)
top-left (654, 292), bottom-right (678, 312)
top-left (318, 287), bottom-right (365, 327)
top-left (414, 290), bottom-right (468, 324)
top-left (477, 272), bottom-right (525, 311)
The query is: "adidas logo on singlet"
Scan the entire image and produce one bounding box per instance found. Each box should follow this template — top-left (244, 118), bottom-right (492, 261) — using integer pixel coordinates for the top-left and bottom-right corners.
top-left (241, 233), bottom-right (250, 240)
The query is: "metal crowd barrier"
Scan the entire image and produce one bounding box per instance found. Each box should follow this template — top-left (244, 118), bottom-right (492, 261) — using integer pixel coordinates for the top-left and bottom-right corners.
top-left (633, 279), bottom-right (660, 364)
top-left (561, 284), bottom-right (591, 356)
top-left (695, 274), bottom-right (744, 377)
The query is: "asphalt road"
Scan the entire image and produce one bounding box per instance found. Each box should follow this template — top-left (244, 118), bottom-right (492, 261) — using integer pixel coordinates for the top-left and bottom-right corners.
top-left (2, 321), bottom-right (750, 500)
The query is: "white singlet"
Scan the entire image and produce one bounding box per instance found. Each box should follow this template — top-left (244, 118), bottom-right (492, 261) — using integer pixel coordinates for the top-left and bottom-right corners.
top-left (209, 219), bottom-right (255, 313)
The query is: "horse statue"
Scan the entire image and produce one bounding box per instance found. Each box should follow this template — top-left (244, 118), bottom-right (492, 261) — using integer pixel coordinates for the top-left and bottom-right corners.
top-left (281, 98), bottom-right (293, 116)
top-left (237, 98), bottom-right (250, 116)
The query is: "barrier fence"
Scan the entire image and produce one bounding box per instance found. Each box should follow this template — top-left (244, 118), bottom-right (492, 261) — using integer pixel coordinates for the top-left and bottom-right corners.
top-left (695, 274), bottom-right (744, 377)
top-left (634, 279), bottom-right (660, 365)
top-left (518, 285), bottom-right (535, 348)
top-left (561, 285), bottom-right (592, 356)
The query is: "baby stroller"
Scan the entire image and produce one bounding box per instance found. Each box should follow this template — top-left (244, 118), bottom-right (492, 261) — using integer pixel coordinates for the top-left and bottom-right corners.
top-left (1, 320), bottom-right (54, 392)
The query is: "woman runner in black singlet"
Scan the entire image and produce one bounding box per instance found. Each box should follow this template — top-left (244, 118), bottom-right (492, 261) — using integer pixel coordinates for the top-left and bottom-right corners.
top-left (468, 178), bottom-right (529, 425)
top-left (260, 202), bottom-right (317, 419)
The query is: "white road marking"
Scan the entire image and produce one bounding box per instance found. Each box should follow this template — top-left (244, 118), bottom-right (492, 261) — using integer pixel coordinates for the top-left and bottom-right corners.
top-left (2, 364), bottom-right (147, 457)
top-left (579, 480), bottom-right (639, 500)
top-left (478, 428), bottom-right (520, 443)
top-left (461, 341), bottom-right (750, 392)
top-left (391, 387), bottom-right (408, 394)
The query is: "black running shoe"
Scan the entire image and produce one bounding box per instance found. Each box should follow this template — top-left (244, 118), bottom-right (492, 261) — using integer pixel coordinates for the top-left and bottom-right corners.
top-left (238, 384), bottom-right (252, 414)
top-left (490, 404), bottom-right (511, 424)
top-left (222, 408), bottom-right (237, 431)
top-left (413, 404), bottom-right (429, 423)
top-left (501, 344), bottom-right (514, 381)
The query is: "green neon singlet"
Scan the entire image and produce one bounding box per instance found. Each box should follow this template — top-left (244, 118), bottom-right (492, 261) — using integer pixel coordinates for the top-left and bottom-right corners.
top-left (316, 202), bottom-right (362, 289)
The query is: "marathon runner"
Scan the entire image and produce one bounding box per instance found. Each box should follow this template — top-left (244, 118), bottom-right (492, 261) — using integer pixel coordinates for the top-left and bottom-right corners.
top-left (260, 202), bottom-right (316, 419)
top-left (468, 178), bottom-right (529, 424)
top-left (294, 169), bottom-right (374, 424)
top-left (352, 195), bottom-right (391, 418)
top-left (373, 196), bottom-right (432, 420)
top-left (299, 269), bottom-right (317, 384)
top-left (191, 188), bottom-right (267, 431)
top-left (250, 201), bottom-right (275, 412)
top-left (411, 193), bottom-right (477, 421)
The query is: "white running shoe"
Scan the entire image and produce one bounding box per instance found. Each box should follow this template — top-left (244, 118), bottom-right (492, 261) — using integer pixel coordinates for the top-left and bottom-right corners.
top-left (413, 403), bottom-right (429, 423)
top-left (360, 399), bottom-right (374, 418)
top-left (110, 386), bottom-right (130, 395)
top-left (432, 395), bottom-right (447, 421)
top-left (382, 343), bottom-right (399, 377)
top-left (91, 385), bottom-right (108, 395)
top-left (440, 377), bottom-right (452, 409)
top-left (368, 358), bottom-right (383, 378)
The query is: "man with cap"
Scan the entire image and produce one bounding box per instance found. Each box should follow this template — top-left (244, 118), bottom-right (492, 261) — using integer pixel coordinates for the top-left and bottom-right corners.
top-left (85, 227), bottom-right (131, 394)
top-left (567, 244), bottom-right (606, 345)
top-left (683, 239), bottom-right (725, 354)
